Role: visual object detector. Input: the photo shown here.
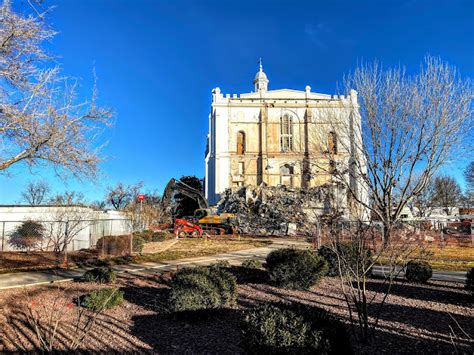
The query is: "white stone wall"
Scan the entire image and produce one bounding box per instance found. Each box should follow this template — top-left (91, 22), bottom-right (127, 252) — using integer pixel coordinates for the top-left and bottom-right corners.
top-left (0, 206), bottom-right (131, 252)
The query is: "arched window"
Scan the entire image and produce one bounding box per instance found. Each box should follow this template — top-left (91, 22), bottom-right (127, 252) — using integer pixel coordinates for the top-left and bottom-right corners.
top-left (328, 131), bottom-right (337, 154)
top-left (280, 164), bottom-right (294, 186)
top-left (280, 114), bottom-right (293, 152)
top-left (237, 131), bottom-right (245, 155)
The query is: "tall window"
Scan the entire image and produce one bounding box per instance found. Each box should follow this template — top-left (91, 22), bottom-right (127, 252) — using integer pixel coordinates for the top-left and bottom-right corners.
top-left (237, 131), bottom-right (245, 155)
top-left (280, 164), bottom-right (294, 186)
top-left (280, 114), bottom-right (293, 152)
top-left (328, 131), bottom-right (337, 154)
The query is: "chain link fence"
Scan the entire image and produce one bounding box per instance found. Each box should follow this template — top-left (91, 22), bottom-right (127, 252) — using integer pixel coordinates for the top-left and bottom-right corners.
top-left (0, 219), bottom-right (133, 252)
top-left (0, 219), bottom-right (137, 272)
top-left (308, 219), bottom-right (474, 249)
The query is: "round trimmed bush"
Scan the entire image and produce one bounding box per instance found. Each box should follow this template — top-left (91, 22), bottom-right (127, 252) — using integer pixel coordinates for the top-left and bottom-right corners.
top-left (241, 302), bottom-right (351, 354)
top-left (82, 288), bottom-right (124, 311)
top-left (465, 267), bottom-right (474, 294)
top-left (405, 260), bottom-right (432, 283)
top-left (318, 242), bottom-right (372, 277)
top-left (133, 230), bottom-right (154, 243)
top-left (213, 260), bottom-right (231, 268)
top-left (241, 258), bottom-right (263, 270)
top-left (169, 266), bottom-right (237, 312)
top-left (132, 236), bottom-right (145, 253)
top-left (83, 267), bottom-right (117, 284)
top-left (265, 248), bottom-right (328, 290)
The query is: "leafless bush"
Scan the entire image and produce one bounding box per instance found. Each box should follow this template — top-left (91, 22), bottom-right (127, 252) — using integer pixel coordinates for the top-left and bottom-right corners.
top-left (322, 220), bottom-right (422, 343)
top-left (22, 285), bottom-right (118, 352)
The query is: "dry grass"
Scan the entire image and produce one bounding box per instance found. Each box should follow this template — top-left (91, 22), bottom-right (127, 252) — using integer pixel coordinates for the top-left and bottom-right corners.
top-left (420, 246), bottom-right (474, 271)
top-left (134, 238), bottom-right (271, 263)
top-left (378, 245), bottom-right (474, 272)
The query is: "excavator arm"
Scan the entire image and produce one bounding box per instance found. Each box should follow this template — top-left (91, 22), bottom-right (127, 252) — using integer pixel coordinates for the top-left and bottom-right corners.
top-left (161, 178), bottom-right (209, 213)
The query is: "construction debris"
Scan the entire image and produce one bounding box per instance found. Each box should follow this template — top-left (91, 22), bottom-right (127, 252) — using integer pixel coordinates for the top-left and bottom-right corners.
top-left (217, 184), bottom-right (347, 236)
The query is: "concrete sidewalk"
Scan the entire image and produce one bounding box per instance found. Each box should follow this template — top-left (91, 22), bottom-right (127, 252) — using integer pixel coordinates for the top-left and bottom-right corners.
top-left (372, 265), bottom-right (468, 283)
top-left (0, 238), bottom-right (309, 290)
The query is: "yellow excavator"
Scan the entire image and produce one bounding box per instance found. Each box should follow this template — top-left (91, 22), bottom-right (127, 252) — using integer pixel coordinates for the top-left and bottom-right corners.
top-left (161, 178), bottom-right (237, 236)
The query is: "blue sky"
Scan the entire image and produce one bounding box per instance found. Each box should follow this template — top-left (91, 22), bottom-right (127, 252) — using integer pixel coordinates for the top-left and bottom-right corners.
top-left (1, 0), bottom-right (473, 204)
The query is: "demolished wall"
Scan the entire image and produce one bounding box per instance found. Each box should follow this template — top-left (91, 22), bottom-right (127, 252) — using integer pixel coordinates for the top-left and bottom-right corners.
top-left (217, 184), bottom-right (348, 236)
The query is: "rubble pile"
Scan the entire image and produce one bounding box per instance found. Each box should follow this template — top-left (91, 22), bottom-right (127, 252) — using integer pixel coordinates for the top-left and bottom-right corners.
top-left (217, 184), bottom-right (341, 236)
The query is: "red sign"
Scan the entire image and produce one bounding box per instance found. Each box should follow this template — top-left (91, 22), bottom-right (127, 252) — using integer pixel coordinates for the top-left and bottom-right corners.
top-left (137, 194), bottom-right (145, 201)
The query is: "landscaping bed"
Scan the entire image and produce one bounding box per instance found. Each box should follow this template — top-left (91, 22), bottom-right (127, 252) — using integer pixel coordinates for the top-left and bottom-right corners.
top-left (0, 268), bottom-right (471, 353)
top-left (0, 249), bottom-right (100, 273)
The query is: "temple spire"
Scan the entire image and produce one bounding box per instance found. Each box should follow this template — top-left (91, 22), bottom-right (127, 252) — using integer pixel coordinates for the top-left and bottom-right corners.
top-left (253, 58), bottom-right (269, 92)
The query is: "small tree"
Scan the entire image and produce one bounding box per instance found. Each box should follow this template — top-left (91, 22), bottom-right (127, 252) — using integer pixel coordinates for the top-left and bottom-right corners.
top-left (463, 162), bottom-right (474, 208)
top-left (43, 206), bottom-right (94, 263)
top-left (430, 175), bottom-right (462, 214)
top-left (105, 182), bottom-right (143, 210)
top-left (48, 191), bottom-right (85, 206)
top-left (322, 220), bottom-right (421, 343)
top-left (21, 181), bottom-right (50, 205)
top-left (9, 220), bottom-right (45, 252)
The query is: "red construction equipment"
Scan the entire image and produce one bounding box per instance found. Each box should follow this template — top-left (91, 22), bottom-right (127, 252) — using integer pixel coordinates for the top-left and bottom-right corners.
top-left (174, 218), bottom-right (203, 238)
top-left (161, 178), bottom-right (238, 238)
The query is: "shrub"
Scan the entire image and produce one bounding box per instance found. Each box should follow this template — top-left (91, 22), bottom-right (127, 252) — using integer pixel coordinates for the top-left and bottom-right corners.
top-left (213, 260), bottom-right (231, 268)
top-left (318, 242), bottom-right (372, 277)
top-left (241, 258), bottom-right (263, 270)
top-left (465, 267), bottom-right (474, 294)
top-left (265, 248), bottom-right (328, 290)
top-left (132, 236), bottom-right (145, 253)
top-left (169, 266), bottom-right (237, 312)
top-left (83, 267), bottom-right (117, 284)
top-left (151, 231), bottom-right (167, 242)
top-left (241, 302), bottom-right (351, 354)
top-left (405, 260), bottom-right (432, 283)
top-left (82, 288), bottom-right (124, 311)
top-left (9, 220), bottom-right (45, 252)
top-left (133, 230), bottom-right (153, 242)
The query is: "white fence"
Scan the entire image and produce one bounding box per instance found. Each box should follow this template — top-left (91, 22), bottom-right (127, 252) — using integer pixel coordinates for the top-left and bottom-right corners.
top-left (0, 218), bottom-right (132, 252)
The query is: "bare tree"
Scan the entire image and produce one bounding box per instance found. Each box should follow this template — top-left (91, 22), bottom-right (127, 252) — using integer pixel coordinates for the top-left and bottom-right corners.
top-left (20, 180), bottom-right (50, 205)
top-left (90, 200), bottom-right (107, 210)
top-left (105, 181), bottom-right (143, 210)
top-left (323, 221), bottom-right (421, 343)
top-left (431, 175), bottom-right (462, 215)
top-left (464, 161), bottom-right (474, 207)
top-left (123, 188), bottom-right (165, 231)
top-left (404, 174), bottom-right (435, 218)
top-left (0, 1), bottom-right (113, 178)
top-left (316, 56), bottom-right (473, 240)
top-left (43, 205), bottom-right (94, 263)
top-left (48, 191), bottom-right (85, 206)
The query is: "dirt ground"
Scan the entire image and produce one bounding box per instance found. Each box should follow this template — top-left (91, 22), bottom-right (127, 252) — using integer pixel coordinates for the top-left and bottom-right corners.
top-left (0, 249), bottom-right (100, 273)
top-left (0, 269), bottom-right (472, 353)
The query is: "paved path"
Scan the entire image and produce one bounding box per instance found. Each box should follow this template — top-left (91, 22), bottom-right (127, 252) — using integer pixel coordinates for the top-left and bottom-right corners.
top-left (372, 265), bottom-right (468, 283)
top-left (0, 238), bottom-right (308, 290)
top-left (0, 238), bottom-right (467, 289)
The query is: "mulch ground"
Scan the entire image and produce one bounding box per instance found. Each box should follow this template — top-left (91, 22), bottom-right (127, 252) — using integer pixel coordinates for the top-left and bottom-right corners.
top-left (0, 250), bottom-right (100, 272)
top-left (0, 268), bottom-right (472, 353)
